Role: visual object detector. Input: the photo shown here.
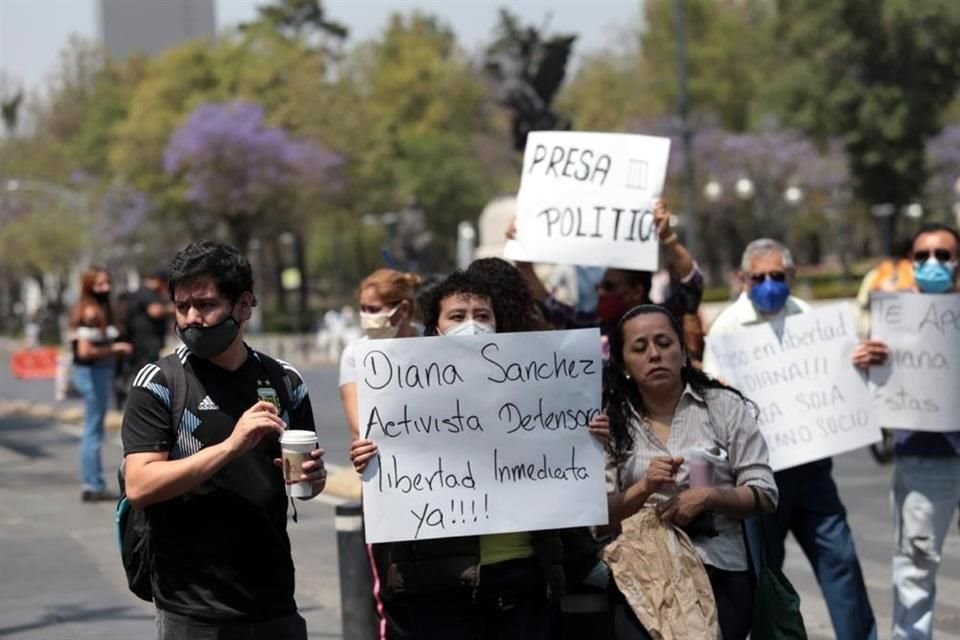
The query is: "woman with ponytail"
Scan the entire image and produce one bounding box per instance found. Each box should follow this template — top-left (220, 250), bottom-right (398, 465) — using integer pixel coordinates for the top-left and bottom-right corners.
top-left (593, 304), bottom-right (777, 640)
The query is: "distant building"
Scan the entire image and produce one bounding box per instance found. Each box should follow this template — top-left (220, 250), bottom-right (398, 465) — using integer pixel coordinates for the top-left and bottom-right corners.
top-left (98, 0), bottom-right (216, 59)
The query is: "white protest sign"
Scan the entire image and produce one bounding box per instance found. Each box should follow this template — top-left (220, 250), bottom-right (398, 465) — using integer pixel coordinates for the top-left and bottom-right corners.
top-left (869, 292), bottom-right (960, 431)
top-left (356, 329), bottom-right (607, 544)
top-left (503, 131), bottom-right (671, 271)
top-left (705, 304), bottom-right (880, 471)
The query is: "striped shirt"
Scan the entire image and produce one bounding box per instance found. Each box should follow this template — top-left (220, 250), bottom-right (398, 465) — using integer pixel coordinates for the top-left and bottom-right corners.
top-left (606, 385), bottom-right (778, 571)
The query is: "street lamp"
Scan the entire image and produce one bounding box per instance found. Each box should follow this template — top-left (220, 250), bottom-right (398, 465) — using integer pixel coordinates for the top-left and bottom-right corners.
top-left (783, 185), bottom-right (804, 206)
top-left (735, 177), bottom-right (755, 200)
top-left (703, 179), bottom-right (723, 203)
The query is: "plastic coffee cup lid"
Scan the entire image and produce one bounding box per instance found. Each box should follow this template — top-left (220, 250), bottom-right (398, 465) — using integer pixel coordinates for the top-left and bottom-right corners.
top-left (690, 445), bottom-right (727, 464)
top-left (280, 430), bottom-right (317, 445)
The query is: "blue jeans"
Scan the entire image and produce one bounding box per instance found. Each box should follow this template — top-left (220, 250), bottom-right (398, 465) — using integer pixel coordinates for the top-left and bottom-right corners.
top-left (73, 364), bottom-right (112, 492)
top-left (761, 459), bottom-right (877, 640)
top-left (892, 456), bottom-right (960, 640)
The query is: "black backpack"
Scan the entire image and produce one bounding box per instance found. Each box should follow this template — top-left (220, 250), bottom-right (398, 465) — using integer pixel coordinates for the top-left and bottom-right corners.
top-left (115, 350), bottom-right (292, 602)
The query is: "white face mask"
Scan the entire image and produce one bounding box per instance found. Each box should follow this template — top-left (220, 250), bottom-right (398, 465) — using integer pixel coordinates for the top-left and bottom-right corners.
top-left (360, 306), bottom-right (400, 339)
top-left (443, 319), bottom-right (495, 337)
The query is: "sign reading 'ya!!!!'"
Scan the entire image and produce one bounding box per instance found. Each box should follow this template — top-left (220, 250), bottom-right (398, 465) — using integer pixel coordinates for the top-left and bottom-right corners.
top-left (504, 131), bottom-right (671, 271)
top-left (355, 329), bottom-right (608, 544)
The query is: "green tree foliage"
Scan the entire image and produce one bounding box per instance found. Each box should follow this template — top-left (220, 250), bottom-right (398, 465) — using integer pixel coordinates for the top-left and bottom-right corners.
top-left (768, 0), bottom-right (960, 249)
top-left (558, 51), bottom-right (648, 132)
top-left (637, 0), bottom-right (775, 132)
top-left (338, 13), bottom-right (493, 262)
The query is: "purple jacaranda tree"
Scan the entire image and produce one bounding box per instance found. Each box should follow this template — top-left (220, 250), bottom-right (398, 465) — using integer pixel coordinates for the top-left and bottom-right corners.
top-left (97, 187), bottom-right (150, 242)
top-left (164, 100), bottom-right (341, 251)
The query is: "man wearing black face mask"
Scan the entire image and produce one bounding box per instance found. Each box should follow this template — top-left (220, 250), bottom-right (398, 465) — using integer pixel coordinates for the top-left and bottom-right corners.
top-left (121, 241), bottom-right (325, 640)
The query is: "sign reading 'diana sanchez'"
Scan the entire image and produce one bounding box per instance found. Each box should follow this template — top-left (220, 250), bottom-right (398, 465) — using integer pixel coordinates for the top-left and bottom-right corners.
top-left (869, 292), bottom-right (960, 431)
top-left (504, 131), bottom-right (671, 271)
top-left (705, 304), bottom-right (880, 471)
top-left (355, 329), bottom-right (607, 544)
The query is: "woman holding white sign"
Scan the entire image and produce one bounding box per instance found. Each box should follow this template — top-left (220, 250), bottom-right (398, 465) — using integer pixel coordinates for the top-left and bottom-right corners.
top-left (594, 305), bottom-right (777, 640)
top-left (350, 270), bottom-right (568, 640)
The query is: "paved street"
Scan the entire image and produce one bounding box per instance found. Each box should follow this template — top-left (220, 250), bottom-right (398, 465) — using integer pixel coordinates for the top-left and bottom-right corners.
top-left (1, 358), bottom-right (959, 639)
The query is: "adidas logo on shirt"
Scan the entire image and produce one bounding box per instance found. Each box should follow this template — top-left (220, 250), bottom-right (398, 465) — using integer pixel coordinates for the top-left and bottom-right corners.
top-left (198, 396), bottom-right (219, 411)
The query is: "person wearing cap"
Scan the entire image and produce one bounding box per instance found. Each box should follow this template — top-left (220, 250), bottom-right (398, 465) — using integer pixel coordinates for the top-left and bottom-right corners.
top-left (703, 238), bottom-right (877, 640)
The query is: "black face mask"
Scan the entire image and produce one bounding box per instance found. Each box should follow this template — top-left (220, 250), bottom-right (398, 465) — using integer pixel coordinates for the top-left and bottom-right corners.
top-left (176, 311), bottom-right (241, 360)
top-left (93, 292), bottom-right (110, 304)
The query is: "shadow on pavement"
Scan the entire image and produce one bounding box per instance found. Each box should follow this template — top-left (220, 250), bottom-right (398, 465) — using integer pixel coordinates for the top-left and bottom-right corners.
top-left (0, 604), bottom-right (152, 637)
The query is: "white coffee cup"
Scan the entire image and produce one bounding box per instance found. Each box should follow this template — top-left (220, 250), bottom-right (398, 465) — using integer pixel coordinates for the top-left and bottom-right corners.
top-left (280, 430), bottom-right (318, 498)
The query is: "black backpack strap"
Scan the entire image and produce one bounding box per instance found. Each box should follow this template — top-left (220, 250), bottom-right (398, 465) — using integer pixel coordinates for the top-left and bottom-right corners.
top-left (255, 350), bottom-right (293, 419)
top-left (158, 352), bottom-right (188, 437)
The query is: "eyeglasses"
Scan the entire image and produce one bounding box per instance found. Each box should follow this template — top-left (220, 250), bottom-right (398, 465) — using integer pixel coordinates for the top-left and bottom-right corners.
top-left (913, 249), bottom-right (954, 263)
top-left (747, 271), bottom-right (787, 285)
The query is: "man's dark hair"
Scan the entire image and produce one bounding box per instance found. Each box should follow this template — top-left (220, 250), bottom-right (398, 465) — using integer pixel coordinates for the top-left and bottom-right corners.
top-left (912, 223), bottom-right (960, 250)
top-left (168, 241), bottom-right (254, 304)
top-left (422, 270), bottom-right (491, 336)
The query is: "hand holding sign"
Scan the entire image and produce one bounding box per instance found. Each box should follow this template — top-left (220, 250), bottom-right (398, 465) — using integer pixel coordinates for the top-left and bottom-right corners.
top-left (869, 292), bottom-right (960, 431)
top-left (504, 131), bottom-right (671, 271)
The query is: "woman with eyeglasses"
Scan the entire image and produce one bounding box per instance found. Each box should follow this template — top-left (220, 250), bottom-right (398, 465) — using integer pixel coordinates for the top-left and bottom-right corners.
top-left (350, 269), bottom-right (568, 640)
top-left (595, 304), bottom-right (777, 640)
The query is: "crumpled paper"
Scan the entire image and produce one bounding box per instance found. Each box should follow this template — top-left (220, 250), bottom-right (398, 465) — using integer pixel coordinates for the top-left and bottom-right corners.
top-left (603, 507), bottom-right (720, 640)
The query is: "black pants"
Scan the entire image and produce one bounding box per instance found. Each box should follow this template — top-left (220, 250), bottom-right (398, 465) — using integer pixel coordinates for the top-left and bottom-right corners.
top-left (611, 566), bottom-right (754, 640)
top-left (405, 558), bottom-right (549, 640)
top-left (155, 608), bottom-right (307, 640)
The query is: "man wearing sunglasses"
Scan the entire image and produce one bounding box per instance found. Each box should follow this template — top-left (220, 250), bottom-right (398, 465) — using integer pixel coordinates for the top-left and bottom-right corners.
top-left (852, 223), bottom-right (960, 640)
top-left (704, 238), bottom-right (877, 640)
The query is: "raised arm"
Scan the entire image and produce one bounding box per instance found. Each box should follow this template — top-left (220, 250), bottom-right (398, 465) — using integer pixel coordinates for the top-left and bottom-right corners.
top-left (654, 199), bottom-right (696, 282)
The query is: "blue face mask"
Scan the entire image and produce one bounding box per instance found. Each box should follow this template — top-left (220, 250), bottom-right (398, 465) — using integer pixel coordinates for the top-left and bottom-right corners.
top-left (749, 278), bottom-right (790, 314)
top-left (914, 259), bottom-right (956, 293)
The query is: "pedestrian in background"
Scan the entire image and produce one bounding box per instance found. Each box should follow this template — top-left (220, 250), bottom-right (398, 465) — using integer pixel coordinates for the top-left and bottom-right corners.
top-left (68, 266), bottom-right (132, 502)
top-left (116, 269), bottom-right (173, 410)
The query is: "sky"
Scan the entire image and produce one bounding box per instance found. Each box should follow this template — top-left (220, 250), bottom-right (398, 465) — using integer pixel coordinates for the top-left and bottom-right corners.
top-left (0, 0), bottom-right (643, 96)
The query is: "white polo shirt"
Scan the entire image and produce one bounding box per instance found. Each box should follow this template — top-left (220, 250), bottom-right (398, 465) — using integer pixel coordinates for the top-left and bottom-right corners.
top-left (702, 292), bottom-right (812, 375)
